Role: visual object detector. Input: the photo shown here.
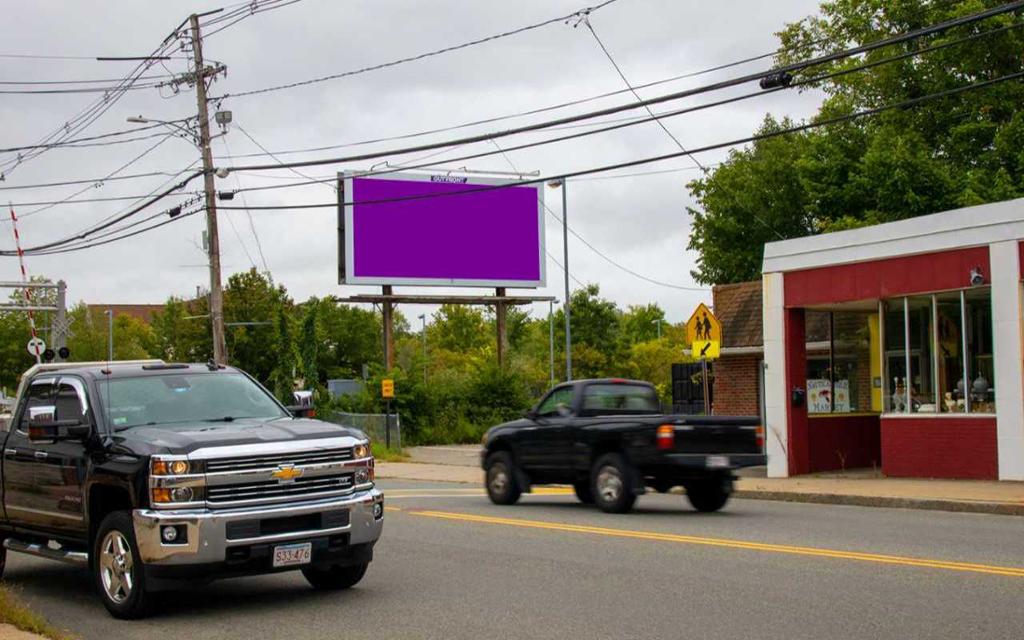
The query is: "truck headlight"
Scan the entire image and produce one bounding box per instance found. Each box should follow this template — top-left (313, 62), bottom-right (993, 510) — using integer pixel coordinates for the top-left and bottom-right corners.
top-left (353, 443), bottom-right (369, 459)
top-left (152, 457), bottom-right (192, 476)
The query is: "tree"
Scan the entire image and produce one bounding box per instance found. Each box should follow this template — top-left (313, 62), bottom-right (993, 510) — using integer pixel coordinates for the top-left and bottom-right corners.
top-left (298, 299), bottom-right (319, 391)
top-left (430, 304), bottom-right (489, 352)
top-left (151, 297), bottom-right (211, 363)
top-left (223, 269), bottom-right (291, 383)
top-left (620, 304), bottom-right (667, 345)
top-left (65, 305), bottom-right (157, 362)
top-left (270, 303), bottom-right (297, 402)
top-left (687, 0), bottom-right (1024, 284)
top-left (316, 297), bottom-right (382, 380)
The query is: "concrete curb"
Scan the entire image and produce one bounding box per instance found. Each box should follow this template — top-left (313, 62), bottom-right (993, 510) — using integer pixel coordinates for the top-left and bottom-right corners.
top-left (733, 490), bottom-right (1024, 516)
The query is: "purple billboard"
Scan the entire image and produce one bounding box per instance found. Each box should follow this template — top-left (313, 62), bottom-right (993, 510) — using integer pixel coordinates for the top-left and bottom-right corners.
top-left (339, 172), bottom-right (545, 287)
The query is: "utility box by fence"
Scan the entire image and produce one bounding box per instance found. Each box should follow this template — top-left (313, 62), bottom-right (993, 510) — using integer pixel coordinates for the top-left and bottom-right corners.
top-left (327, 411), bottom-right (402, 451)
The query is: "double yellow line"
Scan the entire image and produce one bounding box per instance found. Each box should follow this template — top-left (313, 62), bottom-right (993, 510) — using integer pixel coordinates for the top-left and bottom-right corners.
top-left (407, 510), bottom-right (1024, 579)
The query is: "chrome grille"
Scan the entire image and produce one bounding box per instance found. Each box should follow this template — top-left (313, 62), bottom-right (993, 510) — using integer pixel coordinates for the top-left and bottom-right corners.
top-left (207, 473), bottom-right (355, 506)
top-left (205, 447), bottom-right (354, 473)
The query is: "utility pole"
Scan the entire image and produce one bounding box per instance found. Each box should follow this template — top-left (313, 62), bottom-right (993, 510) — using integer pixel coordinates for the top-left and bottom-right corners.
top-left (189, 13), bottom-right (227, 365)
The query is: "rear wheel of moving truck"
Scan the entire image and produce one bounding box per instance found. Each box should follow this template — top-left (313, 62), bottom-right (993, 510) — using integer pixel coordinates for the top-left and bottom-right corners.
top-left (591, 453), bottom-right (637, 514)
top-left (94, 511), bottom-right (152, 619)
top-left (685, 478), bottom-right (731, 512)
top-left (572, 480), bottom-right (594, 504)
top-left (484, 451), bottom-right (522, 505)
top-left (302, 562), bottom-right (369, 590)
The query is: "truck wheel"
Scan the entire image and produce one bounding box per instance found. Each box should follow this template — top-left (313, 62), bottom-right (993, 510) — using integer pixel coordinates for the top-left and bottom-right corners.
top-left (302, 562), bottom-right (369, 590)
top-left (93, 511), bottom-right (151, 619)
top-left (572, 480), bottom-right (594, 504)
top-left (591, 453), bottom-right (637, 514)
top-left (485, 451), bottom-right (522, 505)
top-left (685, 480), bottom-right (731, 512)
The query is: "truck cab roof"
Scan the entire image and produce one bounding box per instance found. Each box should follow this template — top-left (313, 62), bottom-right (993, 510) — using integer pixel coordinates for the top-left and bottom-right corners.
top-left (15, 360), bottom-right (242, 399)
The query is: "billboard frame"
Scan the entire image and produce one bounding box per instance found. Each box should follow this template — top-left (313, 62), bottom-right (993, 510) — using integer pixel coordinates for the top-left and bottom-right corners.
top-left (338, 170), bottom-right (546, 289)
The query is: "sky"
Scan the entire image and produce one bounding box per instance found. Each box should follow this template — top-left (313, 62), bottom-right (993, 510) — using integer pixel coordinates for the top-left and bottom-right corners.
top-left (0, 0), bottom-right (824, 324)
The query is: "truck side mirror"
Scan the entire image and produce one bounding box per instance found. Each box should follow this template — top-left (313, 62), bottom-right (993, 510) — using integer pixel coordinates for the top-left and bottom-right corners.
top-left (27, 405), bottom-right (88, 442)
top-left (523, 408), bottom-right (539, 421)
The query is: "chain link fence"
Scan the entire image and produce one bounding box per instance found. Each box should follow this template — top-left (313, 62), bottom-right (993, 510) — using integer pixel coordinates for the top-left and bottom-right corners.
top-left (325, 411), bottom-right (402, 450)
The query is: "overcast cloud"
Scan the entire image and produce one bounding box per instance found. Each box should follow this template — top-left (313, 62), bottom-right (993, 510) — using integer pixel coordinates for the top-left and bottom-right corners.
top-left (0, 0), bottom-right (823, 323)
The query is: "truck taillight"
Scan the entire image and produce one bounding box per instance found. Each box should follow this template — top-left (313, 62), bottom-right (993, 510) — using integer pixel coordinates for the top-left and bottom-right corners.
top-left (656, 424), bottom-right (675, 451)
top-left (755, 426), bottom-right (765, 450)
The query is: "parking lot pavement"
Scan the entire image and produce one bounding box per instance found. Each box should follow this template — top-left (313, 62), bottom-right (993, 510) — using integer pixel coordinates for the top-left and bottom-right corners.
top-left (7, 479), bottom-right (1024, 640)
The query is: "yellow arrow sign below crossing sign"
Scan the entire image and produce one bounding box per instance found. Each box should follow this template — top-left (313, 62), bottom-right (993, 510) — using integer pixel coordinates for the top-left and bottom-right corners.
top-left (686, 303), bottom-right (721, 360)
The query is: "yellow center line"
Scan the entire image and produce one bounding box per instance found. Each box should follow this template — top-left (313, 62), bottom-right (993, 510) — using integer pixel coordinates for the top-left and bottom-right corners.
top-left (404, 510), bottom-right (1024, 579)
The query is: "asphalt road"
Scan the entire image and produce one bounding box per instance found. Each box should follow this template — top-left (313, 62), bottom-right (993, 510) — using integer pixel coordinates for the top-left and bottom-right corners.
top-left (5, 480), bottom-right (1024, 639)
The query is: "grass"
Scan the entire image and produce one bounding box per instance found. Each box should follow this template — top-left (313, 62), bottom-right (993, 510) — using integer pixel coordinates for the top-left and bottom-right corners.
top-left (371, 442), bottom-right (409, 462)
top-left (0, 584), bottom-right (73, 640)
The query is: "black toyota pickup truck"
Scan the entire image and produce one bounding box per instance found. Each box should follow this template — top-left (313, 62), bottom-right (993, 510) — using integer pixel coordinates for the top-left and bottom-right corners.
top-left (0, 360), bottom-right (383, 618)
top-left (481, 378), bottom-right (765, 513)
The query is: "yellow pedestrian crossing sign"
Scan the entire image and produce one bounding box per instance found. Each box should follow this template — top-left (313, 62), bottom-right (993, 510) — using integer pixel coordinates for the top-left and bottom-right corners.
top-left (686, 303), bottom-right (721, 360)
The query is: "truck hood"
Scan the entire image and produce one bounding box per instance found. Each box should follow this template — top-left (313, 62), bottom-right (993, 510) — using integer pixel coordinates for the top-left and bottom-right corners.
top-left (112, 417), bottom-right (367, 456)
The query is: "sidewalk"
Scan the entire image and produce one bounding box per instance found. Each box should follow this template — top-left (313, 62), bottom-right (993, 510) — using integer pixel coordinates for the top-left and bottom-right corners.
top-left (378, 447), bottom-right (1024, 516)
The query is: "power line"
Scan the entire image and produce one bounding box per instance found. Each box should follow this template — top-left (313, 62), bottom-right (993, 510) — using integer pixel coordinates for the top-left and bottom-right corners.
top-left (17, 133), bottom-right (179, 219)
top-left (220, 134), bottom-right (271, 276)
top-left (224, 17), bottom-right (1024, 198)
top-left (211, 71), bottom-right (1024, 213)
top-left (223, 2), bottom-right (1024, 175)
top-left (215, 0), bottom-right (624, 100)
top-left (582, 16), bottom-right (706, 173)
top-left (18, 71), bottom-right (1023, 257)
top-left (6, 191), bottom-right (201, 208)
top-left (489, 138), bottom-right (707, 292)
top-left (0, 169), bottom-right (191, 192)
top-left (0, 73), bottom-right (173, 86)
top-left (0, 121), bottom-right (181, 153)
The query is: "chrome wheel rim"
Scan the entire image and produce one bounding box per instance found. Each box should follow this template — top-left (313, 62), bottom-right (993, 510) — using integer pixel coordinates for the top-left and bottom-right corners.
top-left (597, 466), bottom-right (623, 503)
top-left (99, 531), bottom-right (134, 604)
top-left (490, 465), bottom-right (508, 494)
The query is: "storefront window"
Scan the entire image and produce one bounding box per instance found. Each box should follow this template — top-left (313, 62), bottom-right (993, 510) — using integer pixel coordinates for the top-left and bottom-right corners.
top-left (907, 296), bottom-right (936, 413)
top-left (807, 311), bottom-right (873, 414)
top-left (965, 288), bottom-right (995, 413)
top-left (882, 288), bottom-right (994, 415)
top-left (884, 300), bottom-right (908, 413)
top-left (936, 293), bottom-right (964, 413)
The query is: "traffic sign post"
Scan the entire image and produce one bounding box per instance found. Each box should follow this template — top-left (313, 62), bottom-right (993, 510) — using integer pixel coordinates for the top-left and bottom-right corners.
top-left (686, 303), bottom-right (722, 415)
top-left (381, 378), bottom-right (395, 448)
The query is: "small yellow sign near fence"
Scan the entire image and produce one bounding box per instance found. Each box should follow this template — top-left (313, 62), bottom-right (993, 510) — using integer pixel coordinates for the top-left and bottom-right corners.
top-left (381, 378), bottom-right (395, 399)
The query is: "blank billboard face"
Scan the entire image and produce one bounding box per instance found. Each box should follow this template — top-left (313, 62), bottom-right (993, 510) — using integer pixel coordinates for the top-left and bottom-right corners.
top-left (339, 172), bottom-right (545, 288)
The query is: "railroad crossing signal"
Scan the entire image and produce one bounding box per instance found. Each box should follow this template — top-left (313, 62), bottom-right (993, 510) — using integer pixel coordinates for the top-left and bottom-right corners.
top-left (26, 337), bottom-right (45, 357)
top-left (381, 378), bottom-right (395, 399)
top-left (686, 303), bottom-right (721, 360)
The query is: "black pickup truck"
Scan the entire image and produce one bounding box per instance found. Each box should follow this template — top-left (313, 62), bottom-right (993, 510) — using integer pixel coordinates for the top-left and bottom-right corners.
top-left (0, 361), bottom-right (383, 618)
top-left (481, 379), bottom-right (765, 513)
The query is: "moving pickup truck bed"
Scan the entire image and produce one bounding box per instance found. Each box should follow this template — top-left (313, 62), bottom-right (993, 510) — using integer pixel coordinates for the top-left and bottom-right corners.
top-left (481, 378), bottom-right (765, 513)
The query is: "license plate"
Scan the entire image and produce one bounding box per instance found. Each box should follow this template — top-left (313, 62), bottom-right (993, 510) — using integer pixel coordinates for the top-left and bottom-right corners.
top-left (706, 455), bottom-right (730, 469)
top-left (272, 542), bottom-right (312, 568)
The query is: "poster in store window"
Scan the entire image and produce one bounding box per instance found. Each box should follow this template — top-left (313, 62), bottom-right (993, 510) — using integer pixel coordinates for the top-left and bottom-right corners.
top-left (807, 379), bottom-right (832, 413)
top-left (807, 379), bottom-right (851, 413)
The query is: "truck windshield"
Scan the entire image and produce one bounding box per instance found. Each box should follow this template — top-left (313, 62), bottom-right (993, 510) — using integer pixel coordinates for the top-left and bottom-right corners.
top-left (580, 383), bottom-right (661, 415)
top-left (104, 373), bottom-right (288, 430)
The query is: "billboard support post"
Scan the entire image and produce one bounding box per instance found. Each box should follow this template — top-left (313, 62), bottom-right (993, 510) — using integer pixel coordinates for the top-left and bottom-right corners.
top-left (496, 287), bottom-right (507, 368)
top-left (382, 285), bottom-right (394, 371)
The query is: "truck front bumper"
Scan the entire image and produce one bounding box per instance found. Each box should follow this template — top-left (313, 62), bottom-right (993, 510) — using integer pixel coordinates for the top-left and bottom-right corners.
top-left (132, 488), bottom-right (384, 567)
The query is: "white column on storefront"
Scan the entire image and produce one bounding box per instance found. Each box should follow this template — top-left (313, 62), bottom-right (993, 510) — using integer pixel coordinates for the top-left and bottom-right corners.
top-left (763, 272), bottom-right (789, 478)
top-left (990, 240), bottom-right (1024, 480)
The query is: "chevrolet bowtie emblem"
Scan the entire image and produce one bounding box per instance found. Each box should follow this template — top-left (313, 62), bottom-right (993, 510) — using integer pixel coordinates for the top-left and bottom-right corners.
top-left (271, 464), bottom-right (303, 482)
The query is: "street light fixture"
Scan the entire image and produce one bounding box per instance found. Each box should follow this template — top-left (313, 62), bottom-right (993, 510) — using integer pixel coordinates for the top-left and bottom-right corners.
top-left (547, 178), bottom-right (571, 381)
